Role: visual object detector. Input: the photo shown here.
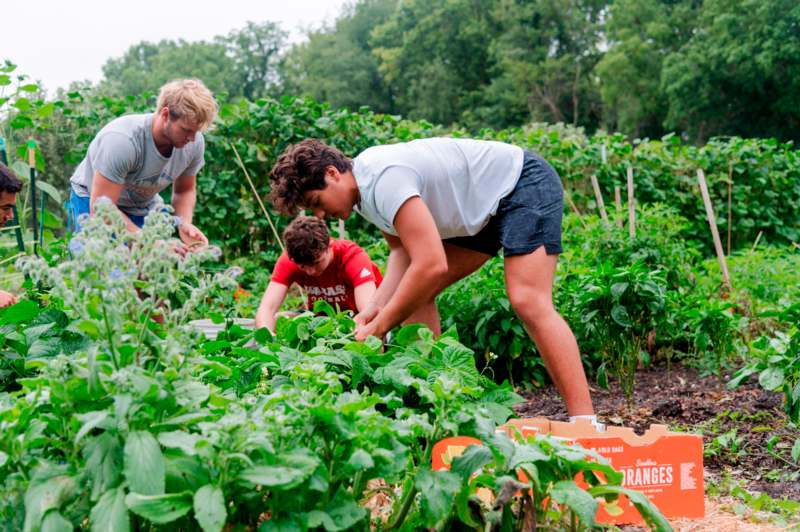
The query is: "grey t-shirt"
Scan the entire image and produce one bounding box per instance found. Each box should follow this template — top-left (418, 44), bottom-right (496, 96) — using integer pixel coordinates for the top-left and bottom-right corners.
top-left (69, 113), bottom-right (205, 217)
top-left (353, 138), bottom-right (524, 238)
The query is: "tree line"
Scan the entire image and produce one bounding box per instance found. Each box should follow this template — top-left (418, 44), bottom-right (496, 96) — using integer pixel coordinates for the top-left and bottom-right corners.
top-left (64, 0), bottom-right (800, 143)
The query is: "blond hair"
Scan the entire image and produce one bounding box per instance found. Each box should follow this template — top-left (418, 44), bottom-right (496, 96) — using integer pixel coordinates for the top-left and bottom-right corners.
top-left (156, 79), bottom-right (218, 130)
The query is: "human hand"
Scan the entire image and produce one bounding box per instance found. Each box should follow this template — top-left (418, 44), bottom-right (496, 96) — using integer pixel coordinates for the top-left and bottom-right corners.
top-left (354, 303), bottom-right (380, 328)
top-left (0, 290), bottom-right (18, 308)
top-left (355, 317), bottom-right (385, 342)
top-left (178, 222), bottom-right (209, 251)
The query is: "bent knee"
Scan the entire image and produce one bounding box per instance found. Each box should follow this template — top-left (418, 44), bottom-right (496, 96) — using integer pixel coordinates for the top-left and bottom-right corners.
top-left (508, 289), bottom-right (555, 321)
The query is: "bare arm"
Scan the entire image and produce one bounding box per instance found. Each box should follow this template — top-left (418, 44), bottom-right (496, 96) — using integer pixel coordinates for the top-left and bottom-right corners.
top-left (353, 281), bottom-right (377, 313)
top-left (172, 175), bottom-right (208, 247)
top-left (357, 197), bottom-right (447, 338)
top-left (354, 232), bottom-right (410, 326)
top-left (254, 281), bottom-right (290, 333)
top-left (171, 174), bottom-right (197, 224)
top-left (90, 171), bottom-right (139, 232)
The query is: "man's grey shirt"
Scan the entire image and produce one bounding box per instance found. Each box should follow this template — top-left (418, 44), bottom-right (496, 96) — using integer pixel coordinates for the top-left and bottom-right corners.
top-left (70, 113), bottom-right (205, 217)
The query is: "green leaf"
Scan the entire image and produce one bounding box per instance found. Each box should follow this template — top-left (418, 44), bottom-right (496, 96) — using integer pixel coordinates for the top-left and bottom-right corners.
top-left (34, 180), bottom-right (63, 204)
top-left (791, 438), bottom-right (800, 463)
top-left (75, 410), bottom-right (109, 445)
top-left (36, 102), bottom-right (56, 118)
top-left (124, 492), bottom-right (192, 524)
top-left (610, 282), bottom-right (629, 298)
top-left (1, 300), bottom-right (38, 324)
top-left (90, 487), bottom-right (130, 532)
top-left (23, 475), bottom-right (78, 532)
top-left (158, 430), bottom-right (202, 455)
top-left (239, 451), bottom-right (319, 490)
top-left (450, 444), bottom-right (492, 480)
top-left (611, 305), bottom-right (632, 327)
top-left (550, 480), bottom-right (597, 526)
top-left (85, 433), bottom-right (123, 501)
top-left (758, 367), bottom-right (784, 390)
top-left (415, 468), bottom-right (461, 524)
top-left (41, 510), bottom-right (72, 532)
top-left (20, 83), bottom-right (39, 92)
top-left (13, 97), bottom-right (32, 111)
top-left (193, 485), bottom-right (226, 532)
top-left (346, 449), bottom-right (374, 471)
top-left (124, 431), bottom-right (165, 495)
top-left (305, 491), bottom-right (366, 531)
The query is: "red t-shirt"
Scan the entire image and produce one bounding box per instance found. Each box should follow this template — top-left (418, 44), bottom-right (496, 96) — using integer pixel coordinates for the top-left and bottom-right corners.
top-left (271, 239), bottom-right (383, 312)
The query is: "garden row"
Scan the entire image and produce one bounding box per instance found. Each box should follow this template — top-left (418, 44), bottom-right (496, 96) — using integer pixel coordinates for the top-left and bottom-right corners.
top-left (0, 204), bottom-right (671, 531)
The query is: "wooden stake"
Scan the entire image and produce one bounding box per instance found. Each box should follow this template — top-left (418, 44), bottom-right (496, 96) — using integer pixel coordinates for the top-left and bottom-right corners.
top-left (626, 167), bottom-right (635, 240)
top-left (751, 230), bottom-right (763, 252)
top-left (614, 186), bottom-right (622, 228)
top-left (697, 169), bottom-right (731, 289)
top-left (338, 219), bottom-right (346, 239)
top-left (566, 193), bottom-right (588, 229)
top-left (230, 142), bottom-right (285, 252)
top-left (727, 161), bottom-right (733, 256)
top-left (590, 175), bottom-right (609, 225)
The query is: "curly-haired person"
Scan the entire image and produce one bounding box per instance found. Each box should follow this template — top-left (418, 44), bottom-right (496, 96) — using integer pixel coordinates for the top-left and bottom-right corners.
top-left (269, 138), bottom-right (600, 427)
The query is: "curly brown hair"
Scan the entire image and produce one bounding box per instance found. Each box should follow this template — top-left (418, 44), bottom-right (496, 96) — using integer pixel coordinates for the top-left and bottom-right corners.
top-left (283, 215), bottom-right (331, 266)
top-left (0, 163), bottom-right (23, 194)
top-left (269, 139), bottom-right (351, 215)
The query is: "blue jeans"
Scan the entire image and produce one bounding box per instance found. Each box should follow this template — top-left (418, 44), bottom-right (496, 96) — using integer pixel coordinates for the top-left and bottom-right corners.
top-left (69, 190), bottom-right (145, 232)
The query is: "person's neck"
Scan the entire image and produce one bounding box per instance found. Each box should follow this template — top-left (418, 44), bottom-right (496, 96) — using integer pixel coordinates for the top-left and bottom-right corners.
top-left (151, 114), bottom-right (174, 157)
top-left (345, 170), bottom-right (361, 208)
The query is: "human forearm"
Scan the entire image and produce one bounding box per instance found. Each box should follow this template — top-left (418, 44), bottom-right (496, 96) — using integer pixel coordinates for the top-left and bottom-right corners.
top-left (370, 260), bottom-right (445, 336)
top-left (370, 248), bottom-right (410, 309)
top-left (171, 190), bottom-right (196, 224)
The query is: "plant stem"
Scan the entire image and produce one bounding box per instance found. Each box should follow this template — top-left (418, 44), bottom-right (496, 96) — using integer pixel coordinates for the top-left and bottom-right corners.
top-left (101, 303), bottom-right (119, 370)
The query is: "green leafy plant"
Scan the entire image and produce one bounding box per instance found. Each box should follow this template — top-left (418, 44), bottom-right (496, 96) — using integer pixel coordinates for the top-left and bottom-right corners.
top-left (729, 304), bottom-right (800, 423)
top-left (567, 261), bottom-right (667, 405)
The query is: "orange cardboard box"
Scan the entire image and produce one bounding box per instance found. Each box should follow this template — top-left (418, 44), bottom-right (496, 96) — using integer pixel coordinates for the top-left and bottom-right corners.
top-left (505, 418), bottom-right (704, 525)
top-left (432, 418), bottom-right (704, 526)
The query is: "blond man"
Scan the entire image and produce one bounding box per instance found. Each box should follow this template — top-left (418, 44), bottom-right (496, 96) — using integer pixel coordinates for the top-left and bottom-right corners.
top-left (68, 79), bottom-right (217, 247)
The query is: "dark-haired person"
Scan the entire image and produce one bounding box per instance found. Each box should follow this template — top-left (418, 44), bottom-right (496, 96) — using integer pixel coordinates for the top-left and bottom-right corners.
top-left (0, 163), bottom-right (23, 307)
top-left (268, 138), bottom-right (599, 426)
top-left (254, 215), bottom-right (383, 333)
top-left (68, 79), bottom-right (217, 252)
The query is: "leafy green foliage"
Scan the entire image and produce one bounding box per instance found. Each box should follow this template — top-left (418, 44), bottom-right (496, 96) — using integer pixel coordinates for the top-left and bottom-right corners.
top-left (730, 304), bottom-right (800, 422)
top-left (0, 205), bottom-right (668, 530)
top-left (566, 262), bottom-right (666, 404)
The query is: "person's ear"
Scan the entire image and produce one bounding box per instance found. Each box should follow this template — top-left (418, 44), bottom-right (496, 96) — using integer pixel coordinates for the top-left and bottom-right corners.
top-left (325, 166), bottom-right (340, 183)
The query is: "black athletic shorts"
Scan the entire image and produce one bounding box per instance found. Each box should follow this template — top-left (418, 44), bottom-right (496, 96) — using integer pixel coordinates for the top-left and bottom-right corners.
top-left (445, 150), bottom-right (564, 256)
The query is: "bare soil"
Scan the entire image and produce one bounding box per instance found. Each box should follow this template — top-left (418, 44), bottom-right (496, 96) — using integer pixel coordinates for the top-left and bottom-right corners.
top-left (514, 364), bottom-right (800, 505)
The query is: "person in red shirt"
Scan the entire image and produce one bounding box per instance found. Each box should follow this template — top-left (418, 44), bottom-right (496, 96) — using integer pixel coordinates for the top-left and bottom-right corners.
top-left (255, 215), bottom-right (383, 332)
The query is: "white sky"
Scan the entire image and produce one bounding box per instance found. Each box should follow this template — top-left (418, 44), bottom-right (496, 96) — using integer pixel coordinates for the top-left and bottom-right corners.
top-left (0, 0), bottom-right (350, 93)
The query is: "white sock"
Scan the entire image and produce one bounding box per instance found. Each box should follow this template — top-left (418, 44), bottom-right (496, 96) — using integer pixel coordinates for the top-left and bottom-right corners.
top-left (569, 415), bottom-right (605, 431)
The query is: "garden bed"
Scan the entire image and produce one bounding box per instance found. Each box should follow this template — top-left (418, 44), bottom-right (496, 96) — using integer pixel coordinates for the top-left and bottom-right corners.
top-left (515, 363), bottom-right (800, 522)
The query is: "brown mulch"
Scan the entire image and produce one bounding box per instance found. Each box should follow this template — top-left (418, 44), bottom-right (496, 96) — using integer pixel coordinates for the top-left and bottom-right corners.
top-left (514, 364), bottom-right (800, 507)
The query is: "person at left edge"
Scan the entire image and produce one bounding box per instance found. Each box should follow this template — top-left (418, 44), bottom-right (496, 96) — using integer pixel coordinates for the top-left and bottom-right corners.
top-left (0, 162), bottom-right (23, 307)
top-left (68, 79), bottom-right (217, 249)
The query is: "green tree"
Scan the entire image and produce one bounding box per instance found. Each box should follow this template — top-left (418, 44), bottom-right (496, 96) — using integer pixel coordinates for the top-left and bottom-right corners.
top-left (371, 0), bottom-right (497, 125)
top-left (594, 0), bottom-right (698, 138)
top-left (661, 0), bottom-right (800, 142)
top-left (280, 0), bottom-right (396, 113)
top-left (471, 0), bottom-right (607, 130)
top-left (100, 39), bottom-right (237, 97)
top-left (216, 21), bottom-right (287, 100)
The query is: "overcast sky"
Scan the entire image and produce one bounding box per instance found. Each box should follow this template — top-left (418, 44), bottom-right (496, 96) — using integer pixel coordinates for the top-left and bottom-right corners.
top-left (0, 0), bottom-right (350, 93)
